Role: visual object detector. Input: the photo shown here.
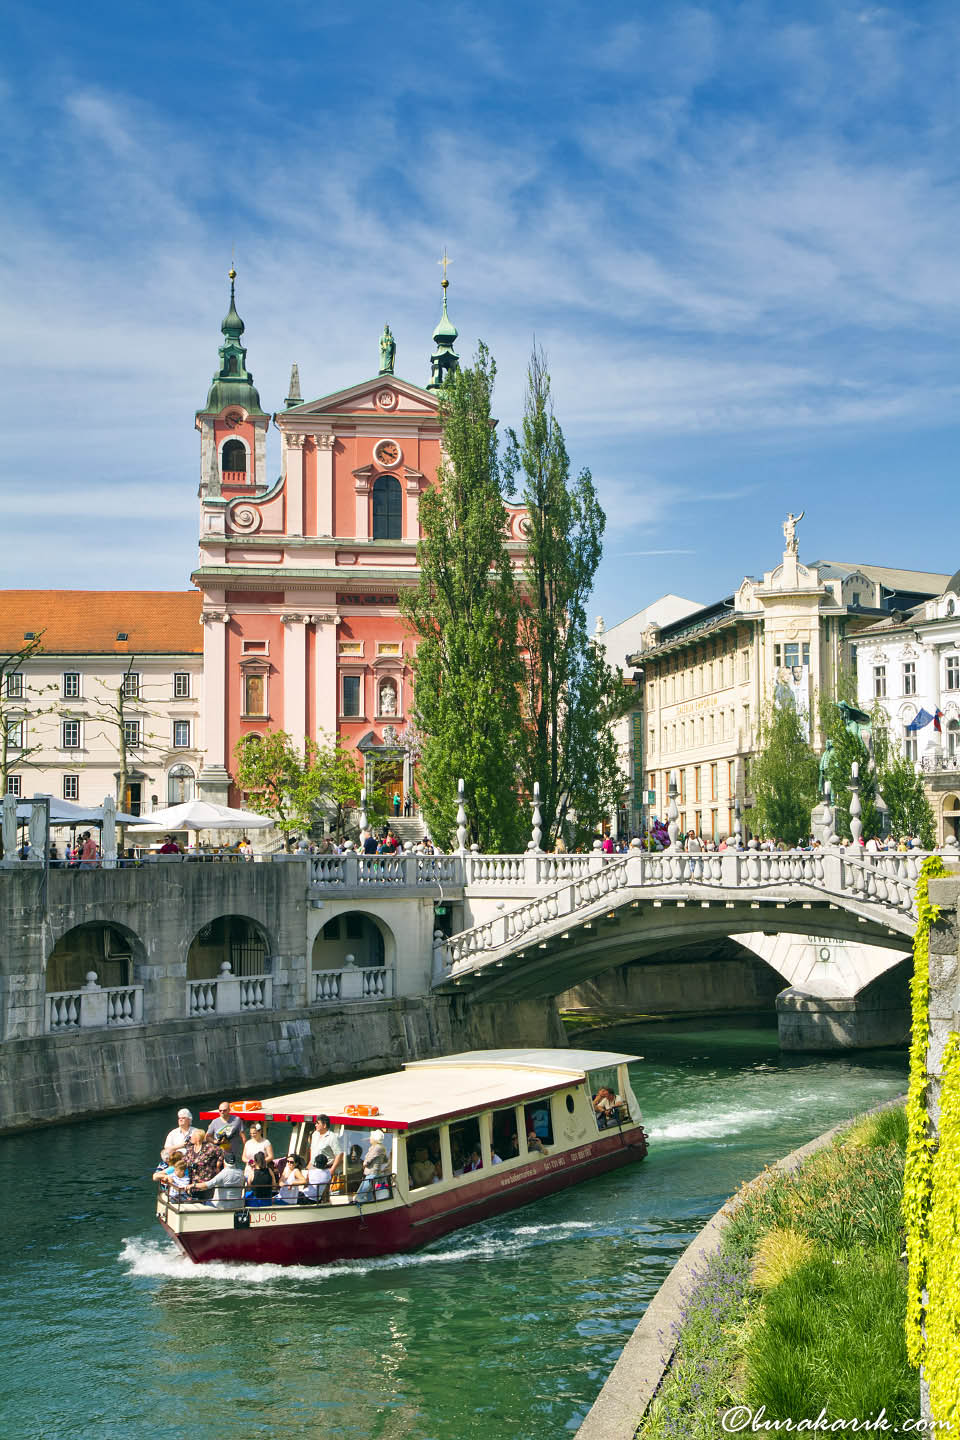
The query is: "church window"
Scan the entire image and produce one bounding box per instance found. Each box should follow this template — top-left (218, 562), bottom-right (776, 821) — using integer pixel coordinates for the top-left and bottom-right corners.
top-left (222, 439), bottom-right (246, 475)
top-left (372, 475), bottom-right (402, 540)
top-left (342, 675), bottom-right (362, 717)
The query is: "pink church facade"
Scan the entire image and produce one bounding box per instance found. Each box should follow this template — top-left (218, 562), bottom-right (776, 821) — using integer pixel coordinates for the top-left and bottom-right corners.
top-left (191, 274), bottom-right (526, 814)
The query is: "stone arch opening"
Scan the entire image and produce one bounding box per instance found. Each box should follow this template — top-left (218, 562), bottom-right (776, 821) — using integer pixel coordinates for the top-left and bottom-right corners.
top-left (312, 911), bottom-right (392, 970)
top-left (943, 793), bottom-right (960, 843)
top-left (187, 915), bottom-right (271, 979)
top-left (46, 921), bottom-right (144, 993)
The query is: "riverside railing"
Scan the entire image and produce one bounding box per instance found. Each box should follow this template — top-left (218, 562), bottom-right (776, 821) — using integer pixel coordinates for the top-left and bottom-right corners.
top-left (46, 975), bottom-right (144, 1032)
top-left (186, 964), bottom-right (273, 1017)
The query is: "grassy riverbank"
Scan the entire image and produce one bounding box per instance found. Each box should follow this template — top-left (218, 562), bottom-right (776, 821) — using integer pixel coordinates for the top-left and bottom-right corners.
top-left (638, 1106), bottom-right (918, 1437)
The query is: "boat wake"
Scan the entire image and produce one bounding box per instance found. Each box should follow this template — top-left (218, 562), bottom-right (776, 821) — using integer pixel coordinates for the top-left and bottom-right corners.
top-left (651, 1105), bottom-right (782, 1140)
top-left (120, 1220), bottom-right (596, 1284)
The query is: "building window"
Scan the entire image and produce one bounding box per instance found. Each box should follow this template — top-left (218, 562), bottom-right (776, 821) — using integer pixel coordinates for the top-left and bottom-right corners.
top-left (122, 672), bottom-right (140, 699)
top-left (6, 774), bottom-right (21, 797)
top-left (946, 657), bottom-right (960, 691)
top-left (5, 719), bottom-right (24, 750)
top-left (167, 764), bottom-right (195, 804)
top-left (242, 640), bottom-right (268, 655)
top-left (377, 642), bottom-right (402, 657)
top-left (949, 720), bottom-right (960, 759)
top-left (372, 475), bottom-right (402, 540)
top-left (5, 672), bottom-right (23, 699)
top-left (221, 439), bottom-right (246, 475)
top-left (173, 720), bottom-right (191, 748)
top-left (62, 720), bottom-right (80, 749)
top-left (342, 674), bottom-right (362, 717)
top-left (901, 662), bottom-right (916, 696)
top-left (243, 672), bottom-right (267, 716)
top-left (711, 763), bottom-right (718, 801)
top-left (173, 672), bottom-right (190, 698)
top-left (873, 665), bottom-right (886, 698)
top-left (63, 775), bottom-right (79, 801)
top-left (123, 720), bottom-right (141, 749)
top-left (903, 729), bottom-right (918, 764)
top-left (694, 766), bottom-right (701, 802)
top-left (851, 592), bottom-right (861, 607)
top-left (63, 672), bottom-right (80, 698)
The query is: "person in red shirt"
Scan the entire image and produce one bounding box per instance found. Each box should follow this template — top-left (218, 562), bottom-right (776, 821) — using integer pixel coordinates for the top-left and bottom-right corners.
top-left (158, 836), bottom-right (182, 854)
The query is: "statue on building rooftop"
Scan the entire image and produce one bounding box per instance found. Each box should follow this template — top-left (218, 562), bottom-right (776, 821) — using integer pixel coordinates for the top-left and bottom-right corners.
top-left (783, 510), bottom-right (805, 555)
top-left (379, 324), bottom-right (396, 376)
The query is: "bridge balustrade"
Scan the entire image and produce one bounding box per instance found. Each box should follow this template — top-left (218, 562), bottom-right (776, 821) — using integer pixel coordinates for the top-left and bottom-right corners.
top-left (312, 967), bottom-right (395, 1003)
top-left (186, 970), bottom-right (273, 1017)
top-left (46, 980), bottom-right (144, 1033)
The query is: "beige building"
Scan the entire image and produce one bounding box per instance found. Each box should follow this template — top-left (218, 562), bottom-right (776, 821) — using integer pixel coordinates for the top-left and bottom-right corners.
top-left (627, 517), bottom-right (948, 841)
top-left (1, 592), bottom-right (203, 815)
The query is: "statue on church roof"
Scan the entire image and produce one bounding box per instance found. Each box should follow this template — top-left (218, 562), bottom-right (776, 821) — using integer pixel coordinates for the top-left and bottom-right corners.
top-left (783, 510), bottom-right (804, 556)
top-left (379, 324), bottom-right (396, 376)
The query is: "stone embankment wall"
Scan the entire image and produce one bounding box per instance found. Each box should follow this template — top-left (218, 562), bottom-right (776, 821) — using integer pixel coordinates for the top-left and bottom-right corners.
top-left (0, 994), bottom-right (565, 1133)
top-left (559, 941), bottom-right (783, 1019)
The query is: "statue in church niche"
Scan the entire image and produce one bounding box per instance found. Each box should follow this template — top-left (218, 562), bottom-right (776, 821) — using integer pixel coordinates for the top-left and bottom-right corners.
top-left (379, 324), bottom-right (396, 376)
top-left (782, 510), bottom-right (804, 555)
top-left (379, 679), bottom-right (398, 716)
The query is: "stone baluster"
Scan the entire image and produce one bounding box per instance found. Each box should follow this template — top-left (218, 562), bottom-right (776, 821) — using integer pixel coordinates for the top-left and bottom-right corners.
top-left (530, 782), bottom-right (543, 853)
top-left (359, 787), bottom-right (368, 834)
top-left (822, 781), bottom-right (837, 846)
top-left (667, 772), bottom-right (680, 850)
top-left (456, 778), bottom-right (468, 854)
top-left (849, 762), bottom-right (863, 846)
top-left (1, 792), bottom-right (17, 864)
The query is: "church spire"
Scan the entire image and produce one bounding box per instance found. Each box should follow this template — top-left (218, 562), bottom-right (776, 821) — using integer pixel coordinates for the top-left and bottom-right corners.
top-left (197, 265), bottom-right (267, 417)
top-left (427, 248), bottom-right (460, 391)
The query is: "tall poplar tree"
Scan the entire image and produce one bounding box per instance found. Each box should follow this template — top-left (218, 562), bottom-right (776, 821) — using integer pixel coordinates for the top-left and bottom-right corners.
top-left (506, 348), bottom-right (628, 847)
top-left (751, 698), bottom-right (818, 845)
top-left (401, 345), bottom-right (526, 852)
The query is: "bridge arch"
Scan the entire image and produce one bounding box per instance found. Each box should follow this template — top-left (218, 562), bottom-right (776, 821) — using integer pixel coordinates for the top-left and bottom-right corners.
top-left (187, 915), bottom-right (272, 979)
top-left (46, 921), bottom-right (145, 993)
top-left (311, 911), bottom-right (395, 970)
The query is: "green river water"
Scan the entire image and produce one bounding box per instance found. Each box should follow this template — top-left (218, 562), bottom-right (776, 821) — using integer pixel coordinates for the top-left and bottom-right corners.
top-left (5, 1022), bottom-right (907, 1440)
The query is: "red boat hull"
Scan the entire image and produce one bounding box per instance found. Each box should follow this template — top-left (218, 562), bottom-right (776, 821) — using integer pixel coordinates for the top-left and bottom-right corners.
top-left (160, 1128), bottom-right (647, 1266)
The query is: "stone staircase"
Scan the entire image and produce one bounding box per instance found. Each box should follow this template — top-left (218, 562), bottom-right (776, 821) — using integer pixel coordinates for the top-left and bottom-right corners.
top-left (388, 816), bottom-right (427, 847)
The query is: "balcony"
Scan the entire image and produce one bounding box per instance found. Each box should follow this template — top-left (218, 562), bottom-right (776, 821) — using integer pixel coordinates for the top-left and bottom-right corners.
top-left (46, 974), bottom-right (144, 1032)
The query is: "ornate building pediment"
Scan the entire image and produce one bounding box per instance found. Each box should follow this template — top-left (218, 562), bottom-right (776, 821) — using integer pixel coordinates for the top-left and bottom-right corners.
top-left (280, 375), bottom-right (439, 420)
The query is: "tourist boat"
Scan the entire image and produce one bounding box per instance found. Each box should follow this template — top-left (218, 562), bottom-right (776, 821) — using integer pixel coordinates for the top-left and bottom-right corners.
top-left (156, 1048), bottom-right (647, 1265)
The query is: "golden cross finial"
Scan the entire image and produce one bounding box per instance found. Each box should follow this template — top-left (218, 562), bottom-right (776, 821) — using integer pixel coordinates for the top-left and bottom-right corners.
top-left (438, 247), bottom-right (452, 289)
top-left (229, 244), bottom-right (236, 283)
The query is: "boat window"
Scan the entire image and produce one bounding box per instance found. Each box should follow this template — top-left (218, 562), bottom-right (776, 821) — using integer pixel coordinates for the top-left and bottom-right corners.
top-left (491, 1106), bottom-right (520, 1161)
top-left (449, 1115), bottom-right (483, 1176)
top-left (340, 1126), bottom-right (390, 1197)
top-left (588, 1065), bottom-right (631, 1130)
top-left (525, 1101), bottom-right (553, 1147)
top-left (407, 1127), bottom-right (442, 1188)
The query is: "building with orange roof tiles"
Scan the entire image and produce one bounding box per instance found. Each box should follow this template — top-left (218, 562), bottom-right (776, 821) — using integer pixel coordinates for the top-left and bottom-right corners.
top-left (1, 591), bottom-right (203, 817)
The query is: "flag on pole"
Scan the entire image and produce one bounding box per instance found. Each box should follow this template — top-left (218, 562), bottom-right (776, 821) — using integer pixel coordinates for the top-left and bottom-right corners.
top-left (906, 708), bottom-right (934, 733)
top-left (934, 709), bottom-right (944, 734)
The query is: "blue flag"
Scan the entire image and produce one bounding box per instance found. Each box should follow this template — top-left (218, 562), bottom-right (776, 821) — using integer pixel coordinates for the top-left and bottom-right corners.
top-left (906, 708), bottom-right (934, 733)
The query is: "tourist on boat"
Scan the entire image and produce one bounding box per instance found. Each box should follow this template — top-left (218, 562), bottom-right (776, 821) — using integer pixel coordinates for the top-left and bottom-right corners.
top-left (185, 1128), bottom-right (224, 1183)
top-left (247, 1152), bottom-right (277, 1206)
top-left (408, 1147), bottom-right (436, 1188)
top-left (309, 1115), bottom-right (343, 1180)
top-left (161, 1107), bottom-right (194, 1160)
top-left (205, 1100), bottom-right (244, 1160)
top-left (277, 1154), bottom-right (307, 1204)
top-left (464, 1148), bottom-right (483, 1172)
top-left (302, 1154), bottom-right (331, 1203)
top-left (526, 1129), bottom-right (548, 1155)
top-left (356, 1130), bottom-right (390, 1201)
top-left (153, 1154), bottom-right (192, 1194)
top-left (191, 1144), bottom-right (245, 1208)
top-left (242, 1122), bottom-right (274, 1178)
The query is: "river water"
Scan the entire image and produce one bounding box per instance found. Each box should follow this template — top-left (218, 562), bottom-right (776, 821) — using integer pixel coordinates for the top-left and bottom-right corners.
top-left (5, 1022), bottom-right (906, 1440)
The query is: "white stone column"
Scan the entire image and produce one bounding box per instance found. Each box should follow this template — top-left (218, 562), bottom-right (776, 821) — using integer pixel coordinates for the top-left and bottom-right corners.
top-left (314, 433), bottom-right (335, 537)
top-left (198, 610), bottom-right (232, 799)
top-left (283, 613), bottom-right (308, 751)
top-left (284, 433), bottom-right (305, 537)
top-left (314, 614), bottom-right (339, 741)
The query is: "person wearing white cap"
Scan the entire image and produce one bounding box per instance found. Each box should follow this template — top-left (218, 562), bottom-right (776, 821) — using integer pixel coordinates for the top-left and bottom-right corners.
top-left (356, 1129), bottom-right (390, 1203)
top-left (161, 1107), bottom-right (194, 1160)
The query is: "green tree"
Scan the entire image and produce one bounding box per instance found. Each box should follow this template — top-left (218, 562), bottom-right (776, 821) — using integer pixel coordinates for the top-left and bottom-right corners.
top-left (505, 347), bottom-right (630, 848)
top-left (401, 344), bottom-right (526, 852)
top-left (0, 632), bottom-right (52, 807)
top-left (751, 698), bottom-right (819, 845)
top-left (821, 702), bottom-right (881, 840)
top-left (870, 706), bottom-right (935, 845)
top-left (233, 731), bottom-right (369, 846)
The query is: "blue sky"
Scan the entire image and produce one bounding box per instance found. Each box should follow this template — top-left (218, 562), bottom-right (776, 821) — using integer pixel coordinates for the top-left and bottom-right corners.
top-left (2, 1), bottom-right (959, 628)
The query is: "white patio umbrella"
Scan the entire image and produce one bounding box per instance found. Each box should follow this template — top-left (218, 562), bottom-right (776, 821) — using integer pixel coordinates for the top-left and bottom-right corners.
top-left (15, 794), bottom-right (150, 826)
top-left (126, 798), bottom-right (274, 832)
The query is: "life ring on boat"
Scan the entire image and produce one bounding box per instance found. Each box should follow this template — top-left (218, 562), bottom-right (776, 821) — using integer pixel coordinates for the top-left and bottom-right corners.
top-left (232, 1100), bottom-right (263, 1115)
top-left (344, 1105), bottom-right (359, 1116)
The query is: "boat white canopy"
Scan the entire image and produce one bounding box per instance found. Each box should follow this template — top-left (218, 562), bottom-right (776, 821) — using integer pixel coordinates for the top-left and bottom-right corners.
top-left (208, 1049), bottom-right (640, 1132)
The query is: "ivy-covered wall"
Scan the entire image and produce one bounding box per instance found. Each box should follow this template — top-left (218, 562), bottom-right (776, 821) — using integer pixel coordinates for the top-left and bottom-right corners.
top-left (903, 859), bottom-right (960, 1423)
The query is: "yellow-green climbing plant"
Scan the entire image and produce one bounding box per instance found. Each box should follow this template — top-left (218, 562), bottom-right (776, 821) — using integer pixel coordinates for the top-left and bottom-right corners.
top-left (926, 1032), bottom-right (960, 1421)
top-left (903, 855), bottom-right (949, 1369)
